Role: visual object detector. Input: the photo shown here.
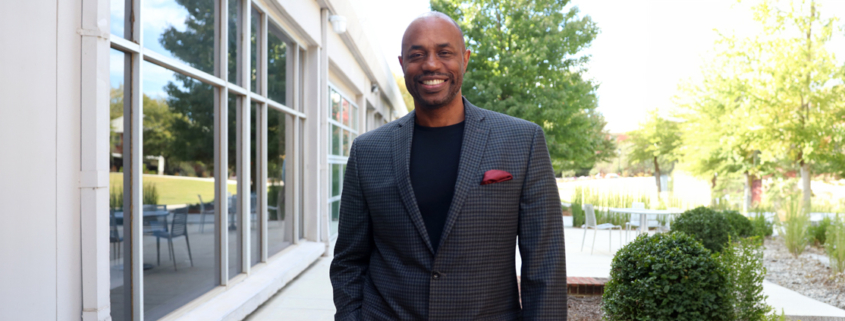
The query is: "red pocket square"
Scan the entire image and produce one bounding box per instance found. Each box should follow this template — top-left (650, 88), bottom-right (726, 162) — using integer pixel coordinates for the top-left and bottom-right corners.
top-left (481, 170), bottom-right (513, 185)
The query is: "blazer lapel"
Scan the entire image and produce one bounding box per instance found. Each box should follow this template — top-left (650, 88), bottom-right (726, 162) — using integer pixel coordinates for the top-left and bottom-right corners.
top-left (392, 110), bottom-right (435, 254)
top-left (436, 98), bottom-right (490, 252)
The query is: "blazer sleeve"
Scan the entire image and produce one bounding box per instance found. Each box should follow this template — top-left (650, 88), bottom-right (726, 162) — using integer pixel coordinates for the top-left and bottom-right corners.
top-left (330, 141), bottom-right (373, 321)
top-left (517, 126), bottom-right (567, 319)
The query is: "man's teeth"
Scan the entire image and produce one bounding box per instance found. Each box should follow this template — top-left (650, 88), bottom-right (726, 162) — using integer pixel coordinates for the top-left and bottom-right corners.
top-left (423, 79), bottom-right (445, 85)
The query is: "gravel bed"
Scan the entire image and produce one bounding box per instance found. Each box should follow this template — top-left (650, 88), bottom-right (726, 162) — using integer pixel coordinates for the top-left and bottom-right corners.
top-left (567, 296), bottom-right (603, 320)
top-left (764, 237), bottom-right (845, 309)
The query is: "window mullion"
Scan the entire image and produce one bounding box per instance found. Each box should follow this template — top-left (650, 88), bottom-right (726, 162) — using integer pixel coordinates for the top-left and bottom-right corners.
top-left (215, 0), bottom-right (229, 286)
top-left (240, 0), bottom-right (251, 275)
top-left (129, 0), bottom-right (144, 318)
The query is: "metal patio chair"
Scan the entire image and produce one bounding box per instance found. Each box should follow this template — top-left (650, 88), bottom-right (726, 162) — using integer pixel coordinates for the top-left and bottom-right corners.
top-left (109, 209), bottom-right (123, 261)
top-left (154, 211), bottom-right (194, 271)
top-left (198, 194), bottom-right (215, 233)
top-left (580, 204), bottom-right (623, 255)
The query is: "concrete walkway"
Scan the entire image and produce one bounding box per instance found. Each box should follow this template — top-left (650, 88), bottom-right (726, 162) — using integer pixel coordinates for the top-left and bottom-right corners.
top-left (246, 227), bottom-right (845, 320)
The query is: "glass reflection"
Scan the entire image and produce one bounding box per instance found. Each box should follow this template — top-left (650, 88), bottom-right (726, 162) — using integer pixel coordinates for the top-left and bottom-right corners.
top-left (330, 90), bottom-right (341, 121)
top-left (142, 0), bottom-right (215, 74)
top-left (250, 102), bottom-right (259, 266)
top-left (331, 125), bottom-right (341, 156)
top-left (267, 108), bottom-right (292, 257)
top-left (109, 48), bottom-right (129, 321)
top-left (341, 98), bottom-right (350, 127)
top-left (110, 0), bottom-right (126, 38)
top-left (141, 61), bottom-right (216, 320)
top-left (228, 95), bottom-right (241, 279)
top-left (250, 8), bottom-right (260, 94)
top-left (228, 0), bottom-right (241, 85)
top-left (342, 130), bottom-right (351, 157)
top-left (267, 23), bottom-right (287, 104)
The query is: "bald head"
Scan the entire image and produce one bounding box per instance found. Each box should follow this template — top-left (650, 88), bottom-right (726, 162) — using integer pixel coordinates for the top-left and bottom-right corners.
top-left (398, 11), bottom-right (471, 112)
top-left (401, 11), bottom-right (466, 56)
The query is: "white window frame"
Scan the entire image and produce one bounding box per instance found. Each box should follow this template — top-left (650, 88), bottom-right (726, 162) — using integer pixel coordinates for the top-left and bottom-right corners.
top-left (107, 0), bottom-right (307, 319)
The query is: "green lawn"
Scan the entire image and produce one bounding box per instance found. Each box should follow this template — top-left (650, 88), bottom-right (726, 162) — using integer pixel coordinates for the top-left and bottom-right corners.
top-left (110, 173), bottom-right (237, 206)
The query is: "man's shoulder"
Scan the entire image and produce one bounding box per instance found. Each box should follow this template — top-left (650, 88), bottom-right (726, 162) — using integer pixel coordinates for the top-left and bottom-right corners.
top-left (351, 116), bottom-right (403, 150)
top-left (468, 102), bottom-right (541, 136)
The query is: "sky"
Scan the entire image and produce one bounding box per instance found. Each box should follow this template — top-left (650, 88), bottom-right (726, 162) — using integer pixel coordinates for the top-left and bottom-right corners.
top-left (351, 0), bottom-right (845, 133)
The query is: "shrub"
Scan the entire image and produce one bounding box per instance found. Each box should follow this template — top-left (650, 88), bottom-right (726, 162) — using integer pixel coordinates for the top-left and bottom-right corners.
top-left (719, 237), bottom-right (771, 321)
top-left (571, 203), bottom-right (585, 227)
top-left (603, 232), bottom-right (731, 320)
top-left (751, 213), bottom-right (774, 238)
top-left (110, 185), bottom-right (124, 210)
top-left (778, 195), bottom-right (809, 258)
top-left (723, 210), bottom-right (753, 238)
top-left (672, 206), bottom-right (732, 253)
top-left (808, 216), bottom-right (831, 246)
top-left (143, 182), bottom-right (159, 205)
top-left (825, 216), bottom-right (845, 275)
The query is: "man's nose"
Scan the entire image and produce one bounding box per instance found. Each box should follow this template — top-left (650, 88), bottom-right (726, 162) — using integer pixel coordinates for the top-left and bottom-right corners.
top-left (421, 53), bottom-right (439, 71)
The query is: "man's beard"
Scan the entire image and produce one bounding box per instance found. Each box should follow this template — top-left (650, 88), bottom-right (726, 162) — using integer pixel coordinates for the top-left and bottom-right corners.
top-left (408, 72), bottom-right (462, 110)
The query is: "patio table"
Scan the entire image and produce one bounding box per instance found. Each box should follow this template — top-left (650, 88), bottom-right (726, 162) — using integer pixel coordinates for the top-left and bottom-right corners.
top-left (608, 208), bottom-right (683, 235)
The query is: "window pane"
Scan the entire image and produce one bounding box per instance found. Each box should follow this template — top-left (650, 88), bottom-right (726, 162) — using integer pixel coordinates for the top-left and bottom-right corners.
top-left (109, 48), bottom-right (129, 321)
top-left (330, 90), bottom-right (341, 121)
top-left (250, 102), bottom-right (259, 266)
top-left (267, 109), bottom-right (292, 257)
top-left (110, 0), bottom-right (126, 38)
top-left (227, 95), bottom-right (241, 279)
top-left (331, 164), bottom-right (341, 197)
top-left (227, 0), bottom-right (241, 85)
top-left (143, 0), bottom-right (215, 74)
top-left (250, 8), bottom-right (260, 94)
top-left (141, 61), bottom-right (216, 320)
top-left (267, 23), bottom-right (287, 104)
top-left (330, 201), bottom-right (340, 236)
top-left (341, 99), bottom-right (350, 127)
top-left (342, 130), bottom-right (351, 157)
top-left (331, 125), bottom-right (341, 156)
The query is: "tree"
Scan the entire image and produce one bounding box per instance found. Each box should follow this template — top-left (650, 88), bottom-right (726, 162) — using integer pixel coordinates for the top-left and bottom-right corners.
top-left (431, 0), bottom-right (616, 172)
top-left (674, 50), bottom-right (770, 210)
top-left (394, 73), bottom-right (415, 112)
top-left (724, 0), bottom-right (845, 212)
top-left (627, 111), bottom-right (682, 193)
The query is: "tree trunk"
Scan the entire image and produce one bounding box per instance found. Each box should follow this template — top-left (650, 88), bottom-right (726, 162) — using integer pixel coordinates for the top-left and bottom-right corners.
top-left (653, 157), bottom-right (662, 193)
top-left (711, 173), bottom-right (718, 207)
top-left (801, 161), bottom-right (812, 213)
top-left (744, 171), bottom-right (752, 214)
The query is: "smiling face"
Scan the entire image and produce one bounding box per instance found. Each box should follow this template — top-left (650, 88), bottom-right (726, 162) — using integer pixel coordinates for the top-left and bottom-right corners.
top-left (399, 15), bottom-right (470, 110)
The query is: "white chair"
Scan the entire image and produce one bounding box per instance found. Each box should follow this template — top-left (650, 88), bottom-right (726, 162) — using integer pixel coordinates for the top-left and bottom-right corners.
top-left (625, 202), bottom-right (660, 241)
top-left (580, 204), bottom-right (622, 255)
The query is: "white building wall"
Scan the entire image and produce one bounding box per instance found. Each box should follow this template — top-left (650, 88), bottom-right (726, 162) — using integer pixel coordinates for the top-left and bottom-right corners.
top-left (0, 0), bottom-right (85, 320)
top-left (0, 0), bottom-right (406, 320)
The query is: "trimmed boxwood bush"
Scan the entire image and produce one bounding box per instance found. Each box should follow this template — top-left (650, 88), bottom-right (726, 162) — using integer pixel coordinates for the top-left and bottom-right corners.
top-left (603, 232), bottom-right (731, 320)
top-left (751, 214), bottom-right (773, 237)
top-left (672, 206), bottom-right (732, 253)
top-left (723, 210), bottom-right (753, 238)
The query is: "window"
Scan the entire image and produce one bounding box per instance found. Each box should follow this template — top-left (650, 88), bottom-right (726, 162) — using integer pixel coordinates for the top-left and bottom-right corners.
top-left (328, 86), bottom-right (358, 236)
top-left (108, 0), bottom-right (306, 319)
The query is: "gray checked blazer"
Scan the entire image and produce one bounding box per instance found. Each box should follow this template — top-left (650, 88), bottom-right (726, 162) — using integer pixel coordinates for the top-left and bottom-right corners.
top-left (330, 97), bottom-right (567, 320)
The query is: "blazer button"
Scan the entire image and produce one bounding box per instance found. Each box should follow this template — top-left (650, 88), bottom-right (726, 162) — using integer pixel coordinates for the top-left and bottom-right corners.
top-left (431, 271), bottom-right (441, 280)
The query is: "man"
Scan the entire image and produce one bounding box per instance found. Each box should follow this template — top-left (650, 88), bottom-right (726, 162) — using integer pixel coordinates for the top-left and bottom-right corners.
top-left (330, 12), bottom-right (566, 320)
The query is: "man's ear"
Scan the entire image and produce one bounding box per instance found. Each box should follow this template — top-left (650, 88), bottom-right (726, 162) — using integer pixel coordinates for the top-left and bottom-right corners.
top-left (462, 49), bottom-right (471, 73)
top-left (398, 56), bottom-right (404, 70)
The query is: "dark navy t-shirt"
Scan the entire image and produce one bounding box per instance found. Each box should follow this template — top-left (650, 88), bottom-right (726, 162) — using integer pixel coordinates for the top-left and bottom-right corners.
top-left (410, 121), bottom-right (465, 253)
